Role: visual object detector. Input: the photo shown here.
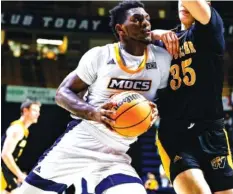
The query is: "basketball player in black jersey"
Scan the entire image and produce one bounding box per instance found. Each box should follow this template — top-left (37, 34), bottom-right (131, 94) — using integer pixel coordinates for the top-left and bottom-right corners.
top-left (154, 0), bottom-right (233, 193)
top-left (1, 99), bottom-right (41, 194)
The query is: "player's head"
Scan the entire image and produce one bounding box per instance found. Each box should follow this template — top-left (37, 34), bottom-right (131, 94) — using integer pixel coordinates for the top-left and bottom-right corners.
top-left (20, 99), bottom-right (41, 123)
top-left (178, 0), bottom-right (195, 28)
top-left (147, 172), bottom-right (156, 180)
top-left (109, 1), bottom-right (151, 44)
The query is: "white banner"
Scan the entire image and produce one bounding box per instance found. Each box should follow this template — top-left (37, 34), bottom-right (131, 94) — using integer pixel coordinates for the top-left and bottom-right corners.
top-left (6, 85), bottom-right (57, 105)
top-left (1, 12), bottom-right (103, 32)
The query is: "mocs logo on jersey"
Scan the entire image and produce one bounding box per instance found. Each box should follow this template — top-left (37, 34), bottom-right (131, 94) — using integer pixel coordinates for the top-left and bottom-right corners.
top-left (211, 156), bottom-right (226, 170)
top-left (108, 78), bottom-right (151, 91)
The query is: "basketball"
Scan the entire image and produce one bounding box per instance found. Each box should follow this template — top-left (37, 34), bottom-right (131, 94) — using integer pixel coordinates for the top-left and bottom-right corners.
top-left (110, 91), bottom-right (152, 137)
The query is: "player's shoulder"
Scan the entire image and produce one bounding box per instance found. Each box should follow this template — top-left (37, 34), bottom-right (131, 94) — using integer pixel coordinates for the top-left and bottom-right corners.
top-left (6, 125), bottom-right (24, 140)
top-left (192, 6), bottom-right (223, 30)
top-left (209, 6), bottom-right (224, 26)
top-left (210, 6), bottom-right (222, 19)
top-left (83, 46), bottom-right (102, 58)
top-left (148, 44), bottom-right (172, 61)
top-left (82, 44), bottom-right (113, 61)
top-left (149, 44), bottom-right (171, 57)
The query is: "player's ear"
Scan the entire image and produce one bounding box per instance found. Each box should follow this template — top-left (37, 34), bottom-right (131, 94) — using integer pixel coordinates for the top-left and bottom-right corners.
top-left (22, 107), bottom-right (28, 115)
top-left (115, 24), bottom-right (127, 37)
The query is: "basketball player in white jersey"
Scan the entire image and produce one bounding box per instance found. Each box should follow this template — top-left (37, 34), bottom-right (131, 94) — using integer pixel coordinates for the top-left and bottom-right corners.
top-left (18, 1), bottom-right (175, 194)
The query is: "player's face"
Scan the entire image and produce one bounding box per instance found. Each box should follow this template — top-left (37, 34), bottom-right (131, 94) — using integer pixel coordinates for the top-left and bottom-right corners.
top-left (178, 1), bottom-right (195, 27)
top-left (26, 104), bottom-right (41, 123)
top-left (122, 7), bottom-right (151, 44)
top-left (148, 174), bottom-right (155, 180)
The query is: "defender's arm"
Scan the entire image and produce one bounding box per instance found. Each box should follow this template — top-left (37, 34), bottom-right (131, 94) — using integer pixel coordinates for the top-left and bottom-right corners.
top-left (1, 126), bottom-right (26, 180)
top-left (181, 0), bottom-right (211, 25)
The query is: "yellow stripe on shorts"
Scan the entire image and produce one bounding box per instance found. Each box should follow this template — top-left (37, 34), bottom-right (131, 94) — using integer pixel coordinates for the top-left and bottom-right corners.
top-left (1, 170), bottom-right (7, 191)
top-left (156, 132), bottom-right (171, 180)
top-left (223, 128), bottom-right (233, 169)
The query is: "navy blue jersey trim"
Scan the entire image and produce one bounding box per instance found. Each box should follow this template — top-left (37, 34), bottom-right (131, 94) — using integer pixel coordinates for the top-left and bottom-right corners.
top-left (95, 173), bottom-right (143, 194)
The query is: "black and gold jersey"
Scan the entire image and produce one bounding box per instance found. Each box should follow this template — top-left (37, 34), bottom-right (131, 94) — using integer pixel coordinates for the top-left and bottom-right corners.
top-left (1, 120), bottom-right (29, 163)
top-left (157, 7), bottom-right (225, 121)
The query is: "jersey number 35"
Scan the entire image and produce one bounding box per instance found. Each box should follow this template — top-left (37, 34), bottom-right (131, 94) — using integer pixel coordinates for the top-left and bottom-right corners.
top-left (170, 58), bottom-right (196, 90)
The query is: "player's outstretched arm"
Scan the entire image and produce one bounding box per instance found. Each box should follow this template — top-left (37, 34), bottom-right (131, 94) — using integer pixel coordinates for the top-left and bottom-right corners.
top-left (55, 71), bottom-right (115, 127)
top-left (181, 0), bottom-right (211, 25)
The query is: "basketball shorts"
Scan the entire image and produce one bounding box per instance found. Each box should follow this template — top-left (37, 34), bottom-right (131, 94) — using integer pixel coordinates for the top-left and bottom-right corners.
top-left (1, 164), bottom-right (18, 191)
top-left (18, 119), bottom-right (146, 194)
top-left (156, 118), bottom-right (233, 192)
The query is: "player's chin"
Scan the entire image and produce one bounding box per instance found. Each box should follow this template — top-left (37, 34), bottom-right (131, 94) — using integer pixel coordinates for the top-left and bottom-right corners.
top-left (139, 37), bottom-right (152, 45)
top-left (33, 119), bottom-right (38, 123)
top-left (180, 16), bottom-right (194, 26)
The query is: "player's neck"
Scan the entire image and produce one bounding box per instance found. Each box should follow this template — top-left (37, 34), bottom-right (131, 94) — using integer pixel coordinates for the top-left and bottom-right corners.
top-left (181, 23), bottom-right (192, 30)
top-left (120, 41), bottom-right (146, 56)
top-left (19, 116), bottom-right (32, 129)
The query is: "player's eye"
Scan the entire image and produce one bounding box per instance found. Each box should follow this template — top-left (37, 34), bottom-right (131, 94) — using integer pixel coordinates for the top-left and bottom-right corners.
top-left (131, 14), bottom-right (143, 23)
top-left (131, 17), bottom-right (139, 23)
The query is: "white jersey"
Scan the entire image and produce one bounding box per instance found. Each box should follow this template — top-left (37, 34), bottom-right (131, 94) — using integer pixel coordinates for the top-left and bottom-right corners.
top-left (19, 43), bottom-right (172, 194)
top-left (73, 42), bottom-right (172, 153)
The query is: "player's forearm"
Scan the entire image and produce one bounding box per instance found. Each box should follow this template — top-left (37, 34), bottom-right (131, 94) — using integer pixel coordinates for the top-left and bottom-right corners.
top-left (55, 87), bottom-right (96, 120)
top-left (1, 153), bottom-right (23, 178)
top-left (151, 29), bottom-right (168, 40)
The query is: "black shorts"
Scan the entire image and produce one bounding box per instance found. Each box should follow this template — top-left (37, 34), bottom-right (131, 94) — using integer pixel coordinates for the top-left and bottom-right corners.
top-left (1, 163), bottom-right (18, 191)
top-left (156, 118), bottom-right (233, 192)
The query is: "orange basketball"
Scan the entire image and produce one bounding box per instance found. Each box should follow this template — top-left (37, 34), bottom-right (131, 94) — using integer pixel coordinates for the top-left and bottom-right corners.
top-left (110, 91), bottom-right (152, 137)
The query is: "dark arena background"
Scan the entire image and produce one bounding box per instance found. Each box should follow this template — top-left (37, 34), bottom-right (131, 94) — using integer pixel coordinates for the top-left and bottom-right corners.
top-left (1, 1), bottom-right (233, 194)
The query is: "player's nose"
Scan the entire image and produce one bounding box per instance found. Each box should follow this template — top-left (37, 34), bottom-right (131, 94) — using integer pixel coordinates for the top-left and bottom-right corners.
top-left (141, 19), bottom-right (150, 29)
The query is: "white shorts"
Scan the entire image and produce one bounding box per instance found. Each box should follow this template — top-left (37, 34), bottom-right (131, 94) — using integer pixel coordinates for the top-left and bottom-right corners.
top-left (18, 120), bottom-right (145, 194)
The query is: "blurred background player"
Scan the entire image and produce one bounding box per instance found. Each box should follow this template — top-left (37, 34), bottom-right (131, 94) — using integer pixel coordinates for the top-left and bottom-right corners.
top-left (156, 0), bottom-right (233, 193)
top-left (17, 1), bottom-right (177, 194)
top-left (1, 99), bottom-right (41, 194)
top-left (144, 172), bottom-right (159, 194)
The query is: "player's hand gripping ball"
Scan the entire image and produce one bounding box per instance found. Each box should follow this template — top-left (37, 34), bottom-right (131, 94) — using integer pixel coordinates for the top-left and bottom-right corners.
top-left (110, 91), bottom-right (157, 137)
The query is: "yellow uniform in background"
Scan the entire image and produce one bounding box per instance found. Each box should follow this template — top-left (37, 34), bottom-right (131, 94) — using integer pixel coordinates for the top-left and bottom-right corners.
top-left (1, 120), bottom-right (29, 192)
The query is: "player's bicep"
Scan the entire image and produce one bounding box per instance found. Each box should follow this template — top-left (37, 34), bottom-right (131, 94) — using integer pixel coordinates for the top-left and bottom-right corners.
top-left (57, 71), bottom-right (89, 94)
top-left (2, 127), bottom-right (22, 155)
top-left (182, 0), bottom-right (211, 25)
